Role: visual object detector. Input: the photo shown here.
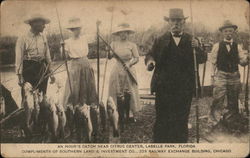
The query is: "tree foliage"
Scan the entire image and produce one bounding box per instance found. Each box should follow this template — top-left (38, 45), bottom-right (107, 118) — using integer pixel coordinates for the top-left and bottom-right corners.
top-left (0, 23), bottom-right (249, 65)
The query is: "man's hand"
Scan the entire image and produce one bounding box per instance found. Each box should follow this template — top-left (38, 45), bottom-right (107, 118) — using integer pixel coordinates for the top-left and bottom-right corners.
top-left (238, 99), bottom-right (245, 114)
top-left (50, 75), bottom-right (56, 84)
top-left (191, 38), bottom-right (199, 48)
top-left (18, 75), bottom-right (24, 87)
top-left (147, 60), bottom-right (155, 71)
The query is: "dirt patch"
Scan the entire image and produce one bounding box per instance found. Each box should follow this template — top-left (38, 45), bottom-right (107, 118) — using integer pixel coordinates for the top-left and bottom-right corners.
top-left (1, 96), bottom-right (249, 143)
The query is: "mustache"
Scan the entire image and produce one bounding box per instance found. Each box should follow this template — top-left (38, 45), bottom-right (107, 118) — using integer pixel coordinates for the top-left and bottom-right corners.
top-left (172, 26), bottom-right (180, 29)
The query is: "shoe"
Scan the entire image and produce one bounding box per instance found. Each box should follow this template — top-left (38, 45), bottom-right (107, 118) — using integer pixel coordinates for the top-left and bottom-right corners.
top-left (208, 115), bottom-right (218, 127)
top-left (128, 117), bottom-right (137, 123)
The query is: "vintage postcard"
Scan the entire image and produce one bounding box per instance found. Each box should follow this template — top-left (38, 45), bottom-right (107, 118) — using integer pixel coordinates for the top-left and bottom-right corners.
top-left (0, 0), bottom-right (249, 157)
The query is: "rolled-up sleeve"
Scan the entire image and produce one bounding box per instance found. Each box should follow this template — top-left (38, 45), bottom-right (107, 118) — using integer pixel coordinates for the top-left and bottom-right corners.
top-left (209, 43), bottom-right (219, 65)
top-left (238, 44), bottom-right (249, 66)
top-left (15, 36), bottom-right (24, 75)
top-left (131, 43), bottom-right (139, 58)
top-left (44, 37), bottom-right (52, 63)
top-left (209, 43), bottom-right (219, 76)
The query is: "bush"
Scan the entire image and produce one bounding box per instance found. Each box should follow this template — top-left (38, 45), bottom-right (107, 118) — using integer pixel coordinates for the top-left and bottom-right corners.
top-left (0, 26), bottom-right (249, 66)
top-left (47, 33), bottom-right (62, 61)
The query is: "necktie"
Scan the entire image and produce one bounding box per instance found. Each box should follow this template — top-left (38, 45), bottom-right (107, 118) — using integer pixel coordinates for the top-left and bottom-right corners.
top-left (224, 41), bottom-right (232, 45)
top-left (173, 33), bottom-right (182, 38)
top-left (224, 41), bottom-right (232, 51)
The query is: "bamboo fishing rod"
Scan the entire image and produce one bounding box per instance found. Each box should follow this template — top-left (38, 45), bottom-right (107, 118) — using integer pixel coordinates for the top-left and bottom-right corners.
top-left (97, 33), bottom-right (138, 85)
top-left (244, 6), bottom-right (250, 116)
top-left (55, 3), bottom-right (72, 94)
top-left (96, 20), bottom-right (101, 103)
top-left (101, 6), bottom-right (115, 102)
top-left (189, 0), bottom-right (200, 143)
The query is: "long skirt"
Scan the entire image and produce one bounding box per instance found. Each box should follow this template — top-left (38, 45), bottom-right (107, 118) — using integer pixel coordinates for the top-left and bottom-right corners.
top-left (62, 57), bottom-right (98, 110)
top-left (108, 61), bottom-right (141, 114)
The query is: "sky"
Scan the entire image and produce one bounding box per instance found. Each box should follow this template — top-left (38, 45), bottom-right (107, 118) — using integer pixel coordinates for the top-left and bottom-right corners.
top-left (1, 0), bottom-right (249, 38)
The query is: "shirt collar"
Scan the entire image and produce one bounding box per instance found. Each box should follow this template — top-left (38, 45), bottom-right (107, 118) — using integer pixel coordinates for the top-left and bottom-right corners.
top-left (171, 32), bottom-right (183, 37)
top-left (223, 38), bottom-right (233, 43)
top-left (28, 30), bottom-right (42, 37)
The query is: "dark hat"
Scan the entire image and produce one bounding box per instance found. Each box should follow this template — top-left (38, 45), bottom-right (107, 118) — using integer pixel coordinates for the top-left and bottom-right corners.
top-left (164, 8), bottom-right (188, 21)
top-left (219, 20), bottom-right (238, 31)
top-left (24, 14), bottom-right (50, 24)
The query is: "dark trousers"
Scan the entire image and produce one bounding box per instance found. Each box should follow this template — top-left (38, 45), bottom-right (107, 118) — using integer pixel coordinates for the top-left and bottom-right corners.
top-left (153, 90), bottom-right (193, 143)
top-left (22, 60), bottom-right (49, 94)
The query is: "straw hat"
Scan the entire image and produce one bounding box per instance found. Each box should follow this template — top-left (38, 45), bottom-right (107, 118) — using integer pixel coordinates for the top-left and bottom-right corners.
top-left (219, 20), bottom-right (238, 31)
top-left (164, 8), bottom-right (188, 21)
top-left (66, 17), bottom-right (82, 29)
top-left (24, 14), bottom-right (50, 24)
top-left (112, 23), bottom-right (135, 35)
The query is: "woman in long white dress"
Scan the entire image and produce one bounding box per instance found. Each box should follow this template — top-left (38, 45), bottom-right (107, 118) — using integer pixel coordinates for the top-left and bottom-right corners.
top-left (108, 23), bottom-right (141, 123)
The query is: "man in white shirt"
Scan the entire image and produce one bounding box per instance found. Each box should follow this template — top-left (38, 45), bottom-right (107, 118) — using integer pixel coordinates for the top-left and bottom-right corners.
top-left (209, 20), bottom-right (249, 128)
top-left (16, 14), bottom-right (55, 92)
top-left (15, 14), bottom-right (56, 137)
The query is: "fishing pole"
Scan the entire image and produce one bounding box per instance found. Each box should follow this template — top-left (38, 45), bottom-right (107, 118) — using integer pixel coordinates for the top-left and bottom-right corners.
top-left (55, 2), bottom-right (72, 94)
top-left (190, 0), bottom-right (200, 143)
top-left (97, 33), bottom-right (137, 85)
top-left (244, 6), bottom-right (250, 116)
top-left (96, 20), bottom-right (101, 103)
top-left (100, 6), bottom-right (115, 102)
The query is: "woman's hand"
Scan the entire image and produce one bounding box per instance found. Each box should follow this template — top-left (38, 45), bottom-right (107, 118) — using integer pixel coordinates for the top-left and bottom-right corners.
top-left (50, 75), bottom-right (56, 84)
top-left (128, 57), bottom-right (139, 67)
top-left (108, 51), bottom-right (113, 59)
top-left (125, 62), bottom-right (131, 68)
top-left (18, 74), bottom-right (24, 87)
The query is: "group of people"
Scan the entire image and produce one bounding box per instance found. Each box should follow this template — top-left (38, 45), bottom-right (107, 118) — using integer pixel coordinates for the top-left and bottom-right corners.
top-left (15, 8), bottom-right (249, 143)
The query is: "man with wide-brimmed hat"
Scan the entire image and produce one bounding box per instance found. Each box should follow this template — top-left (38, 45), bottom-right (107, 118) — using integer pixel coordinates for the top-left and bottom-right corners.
top-left (209, 20), bottom-right (249, 130)
top-left (15, 14), bottom-right (55, 134)
top-left (145, 8), bottom-right (207, 143)
top-left (16, 13), bottom-right (55, 91)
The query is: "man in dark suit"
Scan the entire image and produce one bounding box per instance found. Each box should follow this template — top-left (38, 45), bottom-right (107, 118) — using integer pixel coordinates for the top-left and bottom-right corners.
top-left (145, 8), bottom-right (207, 143)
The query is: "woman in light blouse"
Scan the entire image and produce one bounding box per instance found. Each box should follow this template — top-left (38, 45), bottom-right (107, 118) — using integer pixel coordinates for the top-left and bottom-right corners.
top-left (108, 23), bottom-right (141, 123)
top-left (61, 17), bottom-right (98, 110)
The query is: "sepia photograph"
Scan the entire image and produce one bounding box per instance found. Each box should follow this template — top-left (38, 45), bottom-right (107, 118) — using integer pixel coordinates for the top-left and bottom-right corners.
top-left (0, 0), bottom-right (249, 157)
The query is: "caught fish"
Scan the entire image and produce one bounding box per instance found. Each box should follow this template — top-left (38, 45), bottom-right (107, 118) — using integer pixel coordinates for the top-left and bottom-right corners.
top-left (75, 104), bottom-right (93, 143)
top-left (90, 104), bottom-right (100, 142)
top-left (0, 96), bottom-right (6, 119)
top-left (99, 102), bottom-right (107, 132)
top-left (22, 82), bottom-right (35, 140)
top-left (40, 94), bottom-right (66, 142)
top-left (107, 97), bottom-right (119, 137)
